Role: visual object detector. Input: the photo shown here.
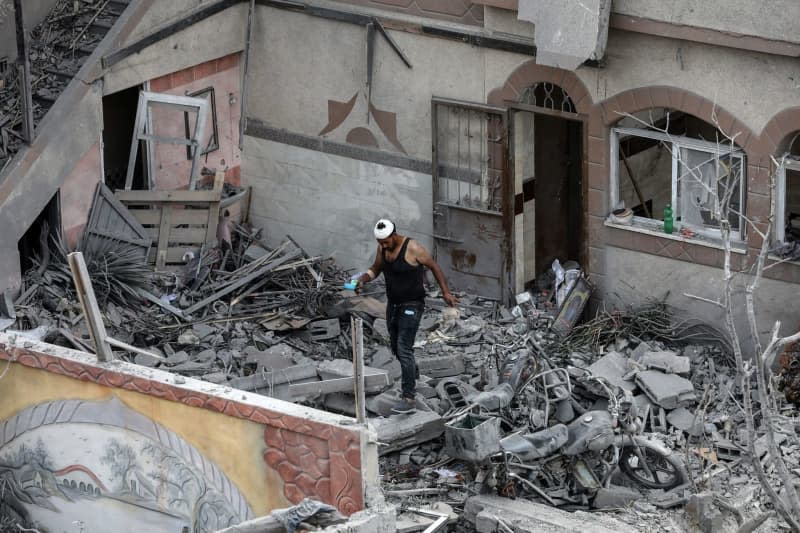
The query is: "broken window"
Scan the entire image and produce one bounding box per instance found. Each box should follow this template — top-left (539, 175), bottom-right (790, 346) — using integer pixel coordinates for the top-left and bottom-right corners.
top-left (610, 114), bottom-right (746, 240)
top-left (183, 86), bottom-right (218, 160)
top-left (777, 157), bottom-right (800, 246)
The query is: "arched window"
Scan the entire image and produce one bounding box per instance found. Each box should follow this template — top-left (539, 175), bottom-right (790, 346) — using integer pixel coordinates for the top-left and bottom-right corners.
top-left (71, 480), bottom-right (77, 489)
top-left (776, 136), bottom-right (800, 250)
top-left (610, 108), bottom-right (745, 240)
top-left (79, 482), bottom-right (86, 492)
top-left (520, 82), bottom-right (576, 113)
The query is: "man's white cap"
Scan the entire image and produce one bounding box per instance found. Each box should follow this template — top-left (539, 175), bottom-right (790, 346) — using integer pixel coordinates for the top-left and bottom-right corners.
top-left (374, 219), bottom-right (395, 240)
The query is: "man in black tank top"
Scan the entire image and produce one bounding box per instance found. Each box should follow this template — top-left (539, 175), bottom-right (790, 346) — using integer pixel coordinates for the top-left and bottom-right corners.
top-left (353, 219), bottom-right (458, 414)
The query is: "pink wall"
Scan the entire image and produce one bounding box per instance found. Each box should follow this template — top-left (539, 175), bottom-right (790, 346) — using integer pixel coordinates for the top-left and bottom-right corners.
top-left (149, 53), bottom-right (242, 190)
top-left (61, 141), bottom-right (102, 249)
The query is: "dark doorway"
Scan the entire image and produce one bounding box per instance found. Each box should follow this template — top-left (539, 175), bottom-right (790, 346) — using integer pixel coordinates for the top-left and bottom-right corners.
top-left (511, 106), bottom-right (584, 289)
top-left (534, 114), bottom-right (583, 272)
top-left (102, 85), bottom-right (144, 190)
top-left (18, 193), bottom-right (60, 276)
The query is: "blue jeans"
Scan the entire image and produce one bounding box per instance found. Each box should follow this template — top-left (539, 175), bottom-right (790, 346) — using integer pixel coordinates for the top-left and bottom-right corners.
top-left (387, 301), bottom-right (424, 398)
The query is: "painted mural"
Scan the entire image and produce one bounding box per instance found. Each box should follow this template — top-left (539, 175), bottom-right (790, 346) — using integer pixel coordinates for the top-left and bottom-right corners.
top-left (0, 397), bottom-right (253, 533)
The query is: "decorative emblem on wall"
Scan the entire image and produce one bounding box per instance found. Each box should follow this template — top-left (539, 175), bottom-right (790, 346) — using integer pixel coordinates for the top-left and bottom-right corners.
top-left (0, 397), bottom-right (252, 532)
top-left (319, 92), bottom-right (407, 153)
top-left (319, 19), bottom-right (412, 154)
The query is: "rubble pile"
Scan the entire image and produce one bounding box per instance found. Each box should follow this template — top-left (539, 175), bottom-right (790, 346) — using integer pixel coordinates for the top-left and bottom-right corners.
top-left (4, 222), bottom-right (798, 532)
top-left (1, 0), bottom-right (126, 172)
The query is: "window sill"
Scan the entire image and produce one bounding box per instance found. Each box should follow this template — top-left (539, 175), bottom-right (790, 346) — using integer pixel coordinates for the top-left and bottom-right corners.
top-left (604, 218), bottom-right (748, 255)
top-left (767, 254), bottom-right (800, 266)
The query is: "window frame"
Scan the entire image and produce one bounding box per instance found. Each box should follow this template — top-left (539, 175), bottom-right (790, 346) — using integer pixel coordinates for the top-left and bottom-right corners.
top-left (777, 156), bottom-right (800, 244)
top-left (610, 126), bottom-right (746, 241)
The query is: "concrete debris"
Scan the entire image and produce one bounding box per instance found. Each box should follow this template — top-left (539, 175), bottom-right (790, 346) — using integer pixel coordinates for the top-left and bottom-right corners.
top-left (641, 350), bottom-right (691, 375)
top-left (372, 411), bottom-right (445, 454)
top-left (587, 350), bottom-right (636, 392)
top-left (464, 495), bottom-right (640, 533)
top-left (635, 370), bottom-right (697, 409)
top-left (13, 219), bottom-right (796, 532)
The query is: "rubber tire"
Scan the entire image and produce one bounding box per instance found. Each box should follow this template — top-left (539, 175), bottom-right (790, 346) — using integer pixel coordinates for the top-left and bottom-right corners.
top-left (618, 444), bottom-right (685, 490)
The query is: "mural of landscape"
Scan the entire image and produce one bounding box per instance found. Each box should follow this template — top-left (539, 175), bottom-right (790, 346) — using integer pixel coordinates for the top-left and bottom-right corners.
top-left (0, 398), bottom-right (253, 533)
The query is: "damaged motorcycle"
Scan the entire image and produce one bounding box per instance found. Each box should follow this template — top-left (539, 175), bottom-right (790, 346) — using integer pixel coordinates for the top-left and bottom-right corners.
top-left (447, 349), bottom-right (687, 509)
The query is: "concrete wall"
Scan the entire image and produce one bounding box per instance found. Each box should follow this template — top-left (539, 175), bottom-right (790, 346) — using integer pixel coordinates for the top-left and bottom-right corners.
top-left (574, 29), bottom-right (800, 136)
top-left (0, 0), bottom-right (60, 63)
top-left (0, 334), bottom-right (372, 529)
top-left (602, 245), bottom-right (800, 347)
top-left (103, 3), bottom-right (247, 95)
top-left (242, 135), bottom-right (433, 270)
top-left (149, 53), bottom-right (243, 190)
top-left (245, 6), bottom-right (529, 162)
top-left (613, 0), bottom-right (800, 45)
top-left (61, 141), bottom-right (103, 248)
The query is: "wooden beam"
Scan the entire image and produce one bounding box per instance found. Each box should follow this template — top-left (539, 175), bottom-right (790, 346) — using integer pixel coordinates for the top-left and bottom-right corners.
top-left (182, 248), bottom-right (301, 315)
top-left (13, 0), bottom-right (34, 144)
top-left (106, 337), bottom-right (165, 360)
top-left (115, 189), bottom-right (222, 204)
top-left (352, 316), bottom-right (366, 423)
top-left (67, 252), bottom-right (113, 362)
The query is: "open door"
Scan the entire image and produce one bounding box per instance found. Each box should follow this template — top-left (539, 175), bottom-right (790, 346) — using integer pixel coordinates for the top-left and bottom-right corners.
top-left (431, 97), bottom-right (512, 303)
top-left (509, 100), bottom-right (585, 291)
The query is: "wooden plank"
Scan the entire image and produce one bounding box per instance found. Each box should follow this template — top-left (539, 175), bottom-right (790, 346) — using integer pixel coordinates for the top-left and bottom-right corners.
top-left (137, 289), bottom-right (185, 319)
top-left (106, 337), bottom-right (165, 360)
top-left (97, 183), bottom-right (151, 241)
top-left (67, 252), bottom-right (113, 362)
top-left (127, 208), bottom-right (163, 226)
top-left (182, 248), bottom-right (301, 315)
top-left (147, 247), bottom-right (197, 264)
top-left (130, 208), bottom-right (210, 226)
top-left (116, 189), bottom-right (222, 203)
top-left (145, 227), bottom-right (206, 243)
top-left (156, 205), bottom-right (173, 268)
top-left (205, 170), bottom-right (224, 243)
top-left (352, 316), bottom-right (366, 423)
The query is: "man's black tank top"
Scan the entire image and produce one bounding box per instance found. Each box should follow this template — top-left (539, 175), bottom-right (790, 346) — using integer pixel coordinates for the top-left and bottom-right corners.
top-left (383, 238), bottom-right (425, 304)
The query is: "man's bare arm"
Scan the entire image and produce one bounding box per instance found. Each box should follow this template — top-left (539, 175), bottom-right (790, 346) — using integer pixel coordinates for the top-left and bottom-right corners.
top-left (411, 241), bottom-right (458, 307)
top-left (355, 246), bottom-right (383, 285)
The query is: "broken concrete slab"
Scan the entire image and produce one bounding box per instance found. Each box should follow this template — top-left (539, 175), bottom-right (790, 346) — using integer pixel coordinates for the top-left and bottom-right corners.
top-left (372, 318), bottom-right (389, 340)
top-left (642, 351), bottom-right (691, 375)
top-left (227, 364), bottom-right (318, 392)
top-left (318, 359), bottom-right (391, 393)
top-left (244, 345), bottom-right (294, 372)
top-left (465, 495), bottom-right (640, 533)
top-left (587, 351), bottom-right (636, 392)
top-left (366, 389), bottom-right (431, 417)
top-left (371, 411), bottom-right (444, 454)
top-left (416, 354), bottom-right (465, 378)
top-left (635, 370), bottom-right (696, 409)
top-left (685, 492), bottom-right (723, 533)
top-left (592, 485), bottom-right (642, 509)
top-left (667, 407), bottom-right (704, 437)
top-left (289, 374), bottom-right (391, 400)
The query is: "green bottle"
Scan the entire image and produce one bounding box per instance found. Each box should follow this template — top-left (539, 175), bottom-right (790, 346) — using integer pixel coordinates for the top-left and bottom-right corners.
top-left (664, 204), bottom-right (674, 234)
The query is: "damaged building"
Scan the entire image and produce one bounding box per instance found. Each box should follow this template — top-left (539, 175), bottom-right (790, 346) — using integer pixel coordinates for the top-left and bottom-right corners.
top-left (0, 0), bottom-right (799, 531)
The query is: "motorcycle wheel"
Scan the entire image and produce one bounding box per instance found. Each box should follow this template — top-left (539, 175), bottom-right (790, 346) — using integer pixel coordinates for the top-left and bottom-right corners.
top-left (618, 444), bottom-right (684, 490)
